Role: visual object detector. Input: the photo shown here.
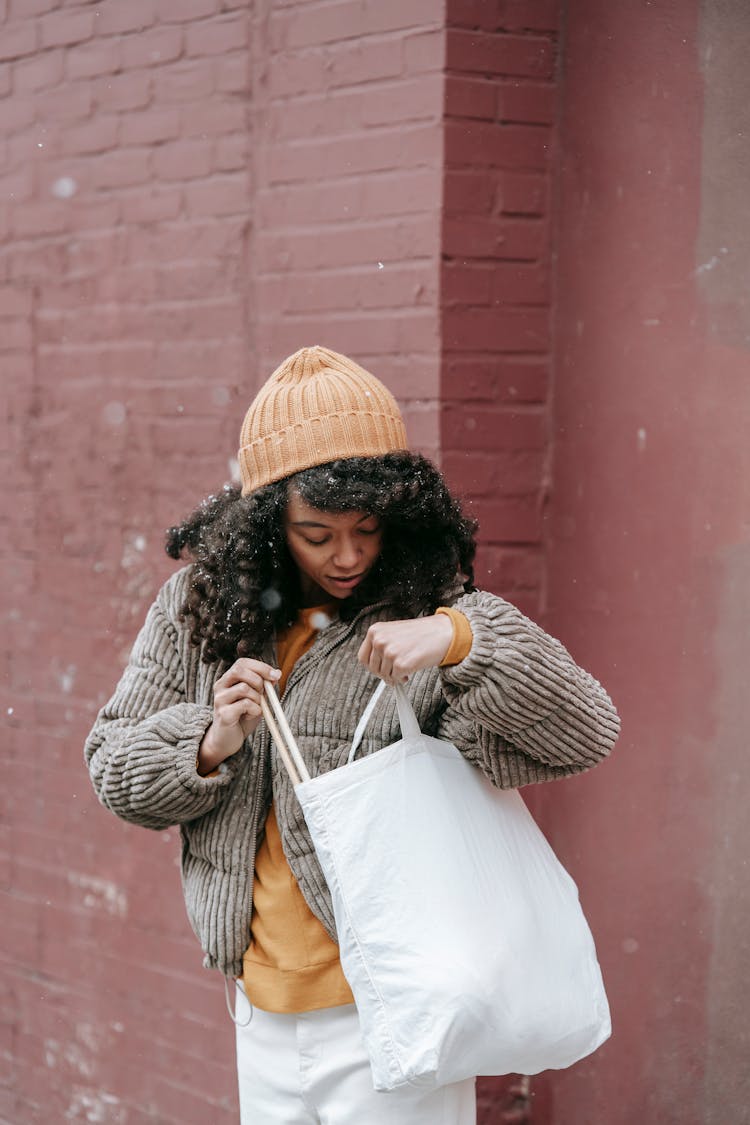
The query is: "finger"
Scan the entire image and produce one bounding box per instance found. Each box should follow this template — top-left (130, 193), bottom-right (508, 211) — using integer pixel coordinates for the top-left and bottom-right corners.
top-left (215, 682), bottom-right (261, 708)
top-left (357, 636), bottom-right (372, 665)
top-left (236, 659), bottom-right (282, 682)
top-left (217, 698), bottom-right (263, 727)
top-left (219, 660), bottom-right (281, 688)
top-left (370, 649), bottom-right (391, 682)
top-left (218, 669), bottom-right (279, 697)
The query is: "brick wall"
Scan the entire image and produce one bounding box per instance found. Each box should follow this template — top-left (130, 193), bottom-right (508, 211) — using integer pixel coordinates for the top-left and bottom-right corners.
top-left (440, 0), bottom-right (560, 619)
top-left (250, 0), bottom-right (446, 460)
top-left (2, 3), bottom-right (255, 1121)
top-left (2, 3), bottom-right (562, 1122)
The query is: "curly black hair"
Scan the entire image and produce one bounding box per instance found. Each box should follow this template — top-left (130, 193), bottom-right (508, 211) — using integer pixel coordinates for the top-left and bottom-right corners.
top-left (165, 451), bottom-right (477, 664)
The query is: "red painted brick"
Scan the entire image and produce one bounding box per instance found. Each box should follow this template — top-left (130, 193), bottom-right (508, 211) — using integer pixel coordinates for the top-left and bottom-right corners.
top-left (401, 400), bottom-right (440, 451)
top-left (445, 28), bottom-right (555, 79)
top-left (363, 0), bottom-right (443, 35)
top-left (93, 71), bottom-right (152, 112)
top-left (153, 60), bottom-right (215, 103)
top-left (0, 96), bottom-right (35, 132)
top-left (366, 351), bottom-right (437, 398)
top-left (0, 166), bottom-right (34, 204)
top-left (131, 219), bottom-right (245, 263)
top-left (214, 134), bottom-right (248, 172)
top-left (121, 25), bottom-right (184, 69)
top-left (89, 148), bottom-right (152, 190)
top-left (120, 188), bottom-right (183, 224)
top-left (447, 0), bottom-right (499, 30)
top-left (443, 169), bottom-right (495, 214)
top-left (119, 107), bottom-right (182, 146)
top-left (445, 73), bottom-right (497, 120)
top-left (181, 100), bottom-right (248, 138)
top-left (466, 494), bottom-right (542, 542)
top-left (442, 262), bottom-right (493, 305)
top-left (444, 304), bottom-right (549, 351)
top-left (73, 198), bottom-right (121, 231)
top-left (442, 402), bottom-right (547, 449)
top-left (443, 357), bottom-right (548, 401)
top-left (0, 286), bottom-right (33, 316)
top-left (184, 175), bottom-right (248, 216)
top-left (449, 0), bottom-right (560, 34)
top-left (267, 123), bottom-right (440, 183)
top-left (159, 0), bottom-right (221, 19)
top-left (33, 84), bottom-right (92, 121)
top-left (9, 0), bottom-right (56, 14)
top-left (0, 20), bottom-right (37, 61)
top-left (215, 51), bottom-right (250, 93)
top-left (443, 214), bottom-right (548, 260)
top-left (498, 79), bottom-right (557, 125)
top-left (494, 0), bottom-right (560, 33)
top-left (256, 214), bottom-right (435, 272)
top-left (257, 178), bottom-right (359, 227)
top-left (278, 0), bottom-right (441, 48)
top-left (443, 448), bottom-right (547, 496)
top-left (65, 38), bottom-right (121, 79)
top-left (266, 51), bottom-right (330, 98)
top-left (483, 545), bottom-right (545, 588)
top-left (60, 115), bottom-right (120, 156)
top-left (93, 0), bottom-right (156, 35)
top-left (361, 167), bottom-right (440, 217)
top-left (13, 47), bottom-right (64, 92)
top-left (7, 241), bottom-right (67, 281)
top-left (269, 261), bottom-right (436, 314)
top-left (490, 261), bottom-right (550, 304)
top-left (39, 8), bottom-right (96, 48)
top-left (403, 28), bottom-right (444, 73)
top-left (0, 316), bottom-right (33, 350)
top-left (185, 15), bottom-right (248, 57)
top-left (266, 91), bottom-right (361, 141)
top-left (10, 202), bottom-right (72, 239)
top-left (360, 74), bottom-right (442, 127)
top-left (326, 36), bottom-right (405, 88)
top-left (153, 139), bottom-right (214, 182)
top-left (445, 118), bottom-right (551, 170)
top-left (498, 170), bottom-right (548, 214)
top-left (262, 309), bottom-right (427, 358)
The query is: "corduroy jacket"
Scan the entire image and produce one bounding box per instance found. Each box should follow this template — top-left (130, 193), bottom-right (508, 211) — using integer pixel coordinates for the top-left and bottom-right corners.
top-left (84, 566), bottom-right (620, 978)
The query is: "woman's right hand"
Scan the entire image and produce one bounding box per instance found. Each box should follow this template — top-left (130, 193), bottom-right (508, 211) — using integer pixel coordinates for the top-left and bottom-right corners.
top-left (197, 659), bottom-right (281, 776)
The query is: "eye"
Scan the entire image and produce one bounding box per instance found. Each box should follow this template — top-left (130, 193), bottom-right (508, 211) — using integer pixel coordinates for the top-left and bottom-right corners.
top-left (301, 535), bottom-right (329, 546)
top-left (358, 527), bottom-right (379, 536)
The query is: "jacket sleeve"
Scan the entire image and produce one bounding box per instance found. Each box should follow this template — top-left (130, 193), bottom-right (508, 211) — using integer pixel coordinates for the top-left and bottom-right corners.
top-left (84, 573), bottom-right (240, 831)
top-left (436, 590), bottom-right (620, 788)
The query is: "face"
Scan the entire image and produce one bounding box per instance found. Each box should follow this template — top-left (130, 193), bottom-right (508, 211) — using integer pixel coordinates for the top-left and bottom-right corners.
top-left (283, 489), bottom-right (383, 605)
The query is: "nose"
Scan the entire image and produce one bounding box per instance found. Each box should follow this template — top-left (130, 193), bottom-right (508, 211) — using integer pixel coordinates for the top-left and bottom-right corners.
top-left (332, 535), bottom-right (360, 570)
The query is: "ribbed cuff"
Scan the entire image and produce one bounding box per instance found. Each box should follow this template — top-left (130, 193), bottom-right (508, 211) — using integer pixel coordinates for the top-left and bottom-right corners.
top-left (435, 607), bottom-right (473, 666)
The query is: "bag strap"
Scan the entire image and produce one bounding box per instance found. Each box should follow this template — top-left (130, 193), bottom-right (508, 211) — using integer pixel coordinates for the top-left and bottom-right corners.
top-left (348, 681), bottom-right (421, 763)
top-left (260, 683), bottom-right (311, 785)
top-left (348, 679), bottom-right (387, 763)
top-left (264, 679), bottom-right (424, 785)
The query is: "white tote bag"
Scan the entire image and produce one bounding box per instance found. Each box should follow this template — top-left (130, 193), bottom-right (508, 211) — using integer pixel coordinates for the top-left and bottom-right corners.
top-left (260, 680), bottom-right (611, 1093)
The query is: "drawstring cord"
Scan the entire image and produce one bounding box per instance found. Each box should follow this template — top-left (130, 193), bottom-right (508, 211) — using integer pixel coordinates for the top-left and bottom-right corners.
top-left (224, 975), bottom-right (254, 1028)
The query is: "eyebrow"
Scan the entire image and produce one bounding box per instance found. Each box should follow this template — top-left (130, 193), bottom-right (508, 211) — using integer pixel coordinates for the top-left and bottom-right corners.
top-left (290, 515), bottom-right (378, 528)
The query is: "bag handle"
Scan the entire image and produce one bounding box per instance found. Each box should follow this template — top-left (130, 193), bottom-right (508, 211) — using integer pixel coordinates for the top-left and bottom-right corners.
top-left (260, 683), bottom-right (311, 785)
top-left (263, 679), bottom-right (423, 785)
top-left (348, 681), bottom-right (421, 763)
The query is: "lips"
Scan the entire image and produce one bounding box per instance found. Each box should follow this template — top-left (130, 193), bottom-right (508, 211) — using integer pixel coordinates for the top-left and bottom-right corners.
top-left (327, 573), bottom-right (364, 588)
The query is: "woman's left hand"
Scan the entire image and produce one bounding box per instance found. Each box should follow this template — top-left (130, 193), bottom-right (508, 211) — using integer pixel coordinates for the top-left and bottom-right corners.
top-left (357, 615), bottom-right (454, 684)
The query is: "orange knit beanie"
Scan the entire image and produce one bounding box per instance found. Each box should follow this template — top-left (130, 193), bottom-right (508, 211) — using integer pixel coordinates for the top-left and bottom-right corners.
top-left (238, 345), bottom-right (409, 495)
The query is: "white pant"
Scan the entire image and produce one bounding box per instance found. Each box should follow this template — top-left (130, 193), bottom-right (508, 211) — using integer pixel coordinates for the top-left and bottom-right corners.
top-left (234, 986), bottom-right (476, 1124)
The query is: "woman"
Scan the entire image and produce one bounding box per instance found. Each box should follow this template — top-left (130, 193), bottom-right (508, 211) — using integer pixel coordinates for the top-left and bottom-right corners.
top-left (85, 345), bottom-right (619, 1124)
